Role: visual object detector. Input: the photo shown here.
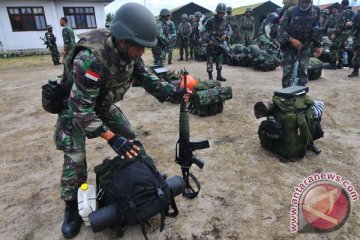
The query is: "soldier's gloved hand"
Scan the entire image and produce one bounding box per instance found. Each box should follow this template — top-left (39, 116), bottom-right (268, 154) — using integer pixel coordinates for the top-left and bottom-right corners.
top-left (289, 37), bottom-right (303, 50)
top-left (108, 134), bottom-right (139, 159)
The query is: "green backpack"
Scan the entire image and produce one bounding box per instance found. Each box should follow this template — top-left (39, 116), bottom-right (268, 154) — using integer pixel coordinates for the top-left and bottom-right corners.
top-left (258, 94), bottom-right (316, 160)
top-left (189, 80), bottom-right (232, 117)
top-left (308, 57), bottom-right (323, 81)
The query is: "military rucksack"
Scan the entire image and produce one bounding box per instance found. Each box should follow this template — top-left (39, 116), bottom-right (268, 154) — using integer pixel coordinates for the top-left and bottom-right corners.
top-left (93, 141), bottom-right (179, 239)
top-left (189, 80), bottom-right (232, 117)
top-left (257, 87), bottom-right (323, 161)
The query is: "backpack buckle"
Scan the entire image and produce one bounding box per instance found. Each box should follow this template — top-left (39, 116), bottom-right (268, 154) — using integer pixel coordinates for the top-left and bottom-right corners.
top-left (156, 188), bottom-right (165, 199)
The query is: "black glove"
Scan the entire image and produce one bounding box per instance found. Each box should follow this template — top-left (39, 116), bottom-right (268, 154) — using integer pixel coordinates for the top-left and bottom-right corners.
top-left (108, 135), bottom-right (134, 156)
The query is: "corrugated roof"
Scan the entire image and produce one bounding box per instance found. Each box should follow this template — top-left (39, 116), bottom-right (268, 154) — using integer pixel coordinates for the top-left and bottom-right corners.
top-left (232, 1), bottom-right (267, 16)
top-left (318, 3), bottom-right (338, 10)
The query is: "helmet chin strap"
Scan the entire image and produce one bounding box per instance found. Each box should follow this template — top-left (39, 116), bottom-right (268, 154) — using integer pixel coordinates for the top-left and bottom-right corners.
top-left (299, 3), bottom-right (312, 11)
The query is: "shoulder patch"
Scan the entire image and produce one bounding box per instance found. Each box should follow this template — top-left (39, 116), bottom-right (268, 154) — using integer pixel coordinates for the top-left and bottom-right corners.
top-left (85, 70), bottom-right (100, 82)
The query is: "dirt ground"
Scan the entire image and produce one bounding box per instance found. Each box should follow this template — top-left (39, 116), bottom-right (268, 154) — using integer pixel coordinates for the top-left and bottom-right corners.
top-left (0, 52), bottom-right (360, 240)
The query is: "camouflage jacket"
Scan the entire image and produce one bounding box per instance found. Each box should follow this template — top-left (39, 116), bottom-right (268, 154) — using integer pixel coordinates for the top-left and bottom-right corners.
top-left (239, 16), bottom-right (255, 33)
top-left (156, 19), bottom-right (170, 47)
top-left (200, 15), bottom-right (232, 43)
top-left (226, 15), bottom-right (238, 32)
top-left (177, 22), bottom-right (192, 38)
top-left (335, 8), bottom-right (354, 34)
top-left (192, 21), bottom-right (201, 38)
top-left (167, 20), bottom-right (177, 42)
top-left (62, 29), bottom-right (174, 138)
top-left (62, 25), bottom-right (76, 51)
top-left (279, 5), bottom-right (321, 48)
top-left (258, 19), bottom-right (267, 36)
top-left (323, 13), bottom-right (339, 30)
top-left (45, 31), bottom-right (57, 48)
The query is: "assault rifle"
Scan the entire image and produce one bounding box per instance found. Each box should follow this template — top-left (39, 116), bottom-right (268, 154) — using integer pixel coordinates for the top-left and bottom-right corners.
top-left (40, 37), bottom-right (50, 48)
top-left (175, 69), bottom-right (210, 199)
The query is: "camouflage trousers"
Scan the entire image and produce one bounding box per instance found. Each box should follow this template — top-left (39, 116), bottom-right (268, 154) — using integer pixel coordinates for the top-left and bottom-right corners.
top-left (206, 47), bottom-right (223, 73)
top-left (282, 46), bottom-right (310, 88)
top-left (179, 37), bottom-right (190, 59)
top-left (152, 46), bottom-right (166, 66)
top-left (168, 44), bottom-right (174, 62)
top-left (330, 31), bottom-right (350, 64)
top-left (352, 36), bottom-right (360, 68)
top-left (49, 46), bottom-right (60, 64)
top-left (239, 30), bottom-right (253, 47)
top-left (54, 105), bottom-right (136, 201)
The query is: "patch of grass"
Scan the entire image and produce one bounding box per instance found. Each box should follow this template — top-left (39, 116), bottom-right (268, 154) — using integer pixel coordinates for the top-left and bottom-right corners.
top-left (0, 55), bottom-right (55, 70)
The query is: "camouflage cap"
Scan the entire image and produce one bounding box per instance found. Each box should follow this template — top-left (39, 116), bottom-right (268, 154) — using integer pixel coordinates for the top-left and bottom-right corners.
top-left (181, 13), bottom-right (188, 19)
top-left (189, 15), bottom-right (195, 20)
top-left (245, 7), bottom-right (253, 13)
top-left (46, 25), bottom-right (53, 29)
top-left (322, 9), bottom-right (329, 14)
top-left (194, 11), bottom-right (202, 18)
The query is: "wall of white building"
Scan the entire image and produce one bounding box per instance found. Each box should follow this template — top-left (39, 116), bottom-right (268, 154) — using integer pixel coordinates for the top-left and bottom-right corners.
top-left (0, 0), bottom-right (108, 51)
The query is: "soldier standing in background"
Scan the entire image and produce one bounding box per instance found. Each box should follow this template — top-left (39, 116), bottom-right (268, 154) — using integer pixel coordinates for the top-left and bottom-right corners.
top-left (239, 8), bottom-right (255, 46)
top-left (226, 7), bottom-right (238, 44)
top-left (200, 3), bottom-right (232, 81)
top-left (45, 25), bottom-right (61, 65)
top-left (348, 9), bottom-right (360, 77)
top-left (177, 14), bottom-right (192, 61)
top-left (324, 7), bottom-right (339, 39)
top-left (329, 0), bottom-right (354, 69)
top-left (320, 9), bottom-right (329, 29)
top-left (193, 11), bottom-right (203, 61)
top-left (189, 15), bottom-right (196, 60)
top-left (279, 0), bottom-right (322, 88)
top-left (167, 15), bottom-right (177, 64)
top-left (153, 8), bottom-right (171, 66)
top-left (60, 17), bottom-right (76, 57)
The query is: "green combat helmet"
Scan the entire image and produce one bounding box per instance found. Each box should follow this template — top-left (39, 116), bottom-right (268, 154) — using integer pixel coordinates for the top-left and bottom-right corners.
top-left (110, 2), bottom-right (158, 48)
top-left (245, 7), bottom-right (253, 13)
top-left (226, 7), bottom-right (233, 12)
top-left (194, 11), bottom-right (202, 18)
top-left (181, 13), bottom-right (188, 19)
top-left (189, 15), bottom-right (195, 20)
top-left (322, 9), bottom-right (329, 15)
top-left (47, 25), bottom-right (53, 29)
top-left (160, 8), bottom-right (171, 17)
top-left (282, 0), bottom-right (298, 10)
top-left (216, 3), bottom-right (227, 13)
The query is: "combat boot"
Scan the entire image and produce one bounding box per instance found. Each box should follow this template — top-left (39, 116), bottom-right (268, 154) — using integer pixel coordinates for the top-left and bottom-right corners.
top-left (179, 56), bottom-right (183, 61)
top-left (348, 68), bottom-right (359, 77)
top-left (62, 200), bottom-right (82, 239)
top-left (337, 62), bottom-right (343, 69)
top-left (168, 59), bottom-right (172, 65)
top-left (208, 71), bottom-right (213, 80)
top-left (185, 55), bottom-right (189, 61)
top-left (216, 70), bottom-right (226, 81)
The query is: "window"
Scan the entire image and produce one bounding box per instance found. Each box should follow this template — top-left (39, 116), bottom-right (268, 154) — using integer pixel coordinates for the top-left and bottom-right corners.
top-left (63, 7), bottom-right (97, 29)
top-left (7, 7), bottom-right (47, 31)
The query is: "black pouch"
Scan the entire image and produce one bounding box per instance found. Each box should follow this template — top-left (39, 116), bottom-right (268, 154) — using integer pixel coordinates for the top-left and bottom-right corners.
top-left (41, 81), bottom-right (66, 114)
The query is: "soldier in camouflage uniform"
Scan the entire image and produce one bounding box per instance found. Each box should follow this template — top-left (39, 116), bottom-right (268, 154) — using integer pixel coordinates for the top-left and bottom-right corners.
top-left (323, 8), bottom-right (339, 39)
top-left (329, 0), bottom-right (354, 69)
top-left (60, 17), bottom-right (76, 57)
top-left (177, 14), bottom-right (192, 61)
top-left (189, 15), bottom-right (196, 59)
top-left (226, 7), bottom-right (238, 44)
top-left (193, 11), bottom-right (203, 61)
top-left (54, 3), bottom-right (182, 238)
top-left (348, 9), bottom-right (360, 77)
top-left (200, 3), bottom-right (232, 81)
top-left (152, 8), bottom-right (171, 66)
top-left (320, 9), bottom-right (329, 30)
top-left (279, 0), bottom-right (322, 88)
top-left (167, 16), bottom-right (177, 64)
top-left (45, 25), bottom-right (61, 65)
top-left (239, 8), bottom-right (255, 46)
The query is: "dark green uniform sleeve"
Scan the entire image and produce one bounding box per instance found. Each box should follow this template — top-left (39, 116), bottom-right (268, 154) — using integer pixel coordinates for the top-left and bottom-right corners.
top-left (133, 58), bottom-right (174, 102)
top-left (68, 49), bottom-right (108, 138)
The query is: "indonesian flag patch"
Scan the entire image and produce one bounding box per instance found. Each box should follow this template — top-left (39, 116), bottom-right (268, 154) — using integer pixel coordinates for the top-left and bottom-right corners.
top-left (85, 70), bottom-right (100, 81)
